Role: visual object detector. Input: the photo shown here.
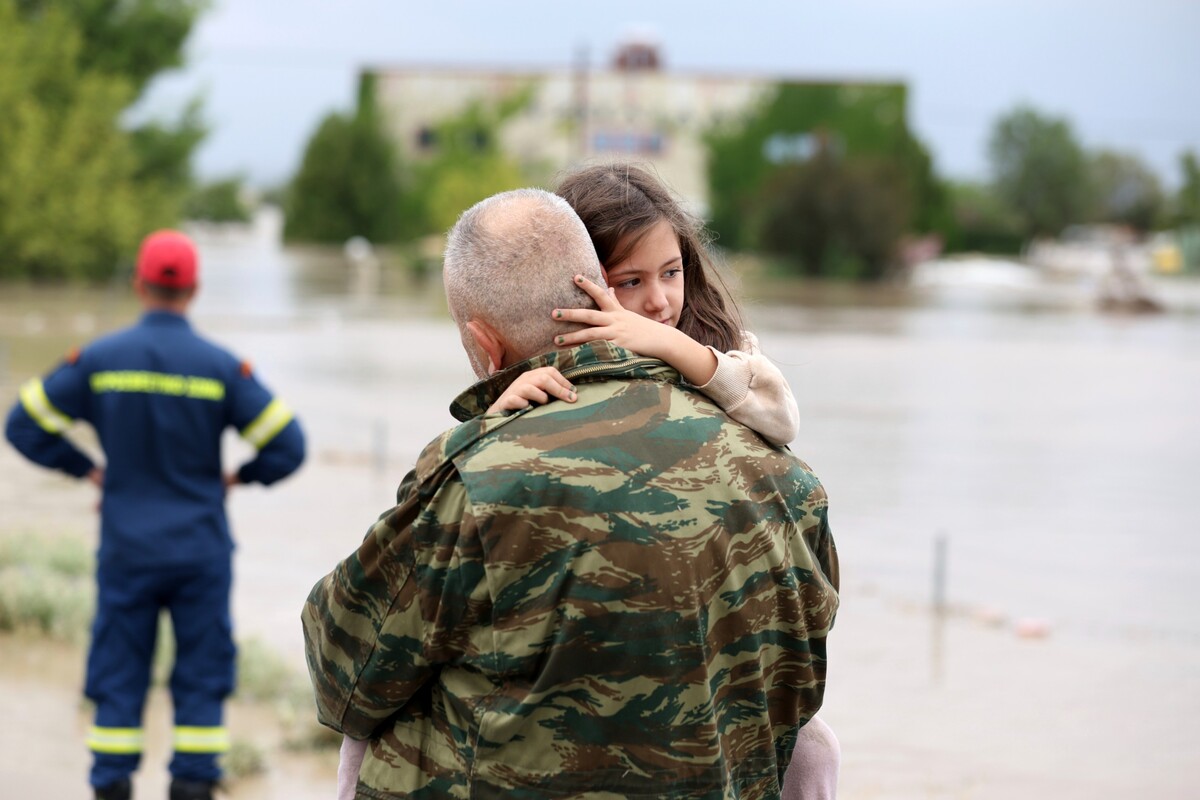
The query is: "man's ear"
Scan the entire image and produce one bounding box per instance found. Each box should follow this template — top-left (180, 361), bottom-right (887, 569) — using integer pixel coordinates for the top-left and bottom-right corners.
top-left (465, 319), bottom-right (506, 375)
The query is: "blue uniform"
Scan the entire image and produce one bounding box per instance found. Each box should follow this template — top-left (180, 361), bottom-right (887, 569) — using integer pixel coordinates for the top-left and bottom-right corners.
top-left (5, 309), bottom-right (305, 788)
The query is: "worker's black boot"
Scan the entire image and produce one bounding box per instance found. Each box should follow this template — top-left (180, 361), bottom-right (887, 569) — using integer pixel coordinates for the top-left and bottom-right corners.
top-left (94, 778), bottom-right (132, 800)
top-left (168, 779), bottom-right (216, 800)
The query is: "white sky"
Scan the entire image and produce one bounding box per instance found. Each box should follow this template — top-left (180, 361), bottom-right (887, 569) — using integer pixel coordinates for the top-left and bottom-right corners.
top-left (140, 0), bottom-right (1200, 189)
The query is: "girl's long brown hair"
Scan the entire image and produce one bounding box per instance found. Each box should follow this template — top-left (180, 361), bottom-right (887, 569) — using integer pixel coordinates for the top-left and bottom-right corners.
top-left (555, 163), bottom-right (744, 353)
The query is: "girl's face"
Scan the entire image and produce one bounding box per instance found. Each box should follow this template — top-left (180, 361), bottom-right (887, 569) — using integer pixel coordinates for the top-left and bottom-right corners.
top-left (604, 219), bottom-right (685, 328)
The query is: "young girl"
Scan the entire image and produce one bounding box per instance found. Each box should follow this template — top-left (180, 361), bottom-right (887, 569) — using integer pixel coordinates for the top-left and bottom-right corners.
top-left (489, 163), bottom-right (839, 800)
top-left (488, 164), bottom-right (798, 447)
top-left (338, 164), bottom-right (838, 799)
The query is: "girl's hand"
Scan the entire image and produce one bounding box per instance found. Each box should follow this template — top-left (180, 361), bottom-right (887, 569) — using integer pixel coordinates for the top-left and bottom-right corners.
top-left (487, 367), bottom-right (577, 414)
top-left (552, 275), bottom-right (669, 357)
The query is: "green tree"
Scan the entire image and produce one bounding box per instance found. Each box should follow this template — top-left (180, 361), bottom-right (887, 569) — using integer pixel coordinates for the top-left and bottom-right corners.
top-left (0, 2), bottom-right (148, 279)
top-left (184, 176), bottom-right (251, 223)
top-left (129, 100), bottom-right (206, 204)
top-left (17, 0), bottom-right (205, 95)
top-left (758, 154), bottom-right (911, 279)
top-left (411, 91), bottom-right (533, 233)
top-left (1, 0), bottom-right (206, 280)
top-left (1174, 150), bottom-right (1200, 225)
top-left (705, 82), bottom-right (947, 253)
top-left (284, 75), bottom-right (403, 243)
top-left (1085, 150), bottom-right (1164, 232)
top-left (284, 78), bottom-right (536, 244)
top-left (987, 105), bottom-right (1088, 238)
top-left (18, 0), bottom-right (208, 215)
top-left (942, 181), bottom-right (1025, 255)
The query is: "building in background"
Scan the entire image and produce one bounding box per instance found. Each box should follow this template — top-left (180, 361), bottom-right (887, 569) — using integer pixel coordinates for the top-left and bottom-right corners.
top-left (368, 39), bottom-right (905, 216)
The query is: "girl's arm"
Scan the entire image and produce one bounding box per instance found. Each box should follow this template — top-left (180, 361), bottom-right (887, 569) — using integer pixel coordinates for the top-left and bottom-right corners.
top-left (486, 367), bottom-right (577, 414)
top-left (553, 277), bottom-right (800, 446)
top-left (694, 331), bottom-right (799, 447)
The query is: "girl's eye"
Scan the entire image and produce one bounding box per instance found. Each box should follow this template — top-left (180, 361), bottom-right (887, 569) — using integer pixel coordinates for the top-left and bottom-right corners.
top-left (664, 268), bottom-right (683, 279)
top-left (615, 278), bottom-right (640, 289)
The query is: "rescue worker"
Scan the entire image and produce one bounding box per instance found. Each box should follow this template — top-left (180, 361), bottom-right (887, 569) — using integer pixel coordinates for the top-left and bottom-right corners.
top-left (5, 230), bottom-right (306, 800)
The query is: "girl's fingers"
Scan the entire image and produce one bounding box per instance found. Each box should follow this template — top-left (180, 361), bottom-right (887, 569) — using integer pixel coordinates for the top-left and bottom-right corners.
top-left (554, 328), bottom-right (606, 348)
top-left (521, 368), bottom-right (576, 403)
top-left (489, 395), bottom-right (530, 413)
top-left (553, 307), bottom-right (609, 325)
top-left (543, 370), bottom-right (576, 397)
top-left (541, 380), bottom-right (575, 402)
top-left (521, 387), bottom-right (550, 406)
top-left (574, 274), bottom-right (622, 310)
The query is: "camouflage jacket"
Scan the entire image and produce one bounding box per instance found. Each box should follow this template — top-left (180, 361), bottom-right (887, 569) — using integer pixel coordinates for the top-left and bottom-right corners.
top-left (302, 341), bottom-right (839, 800)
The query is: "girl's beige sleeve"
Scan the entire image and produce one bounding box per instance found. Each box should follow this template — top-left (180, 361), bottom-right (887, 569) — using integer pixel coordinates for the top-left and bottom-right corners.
top-left (694, 331), bottom-right (800, 447)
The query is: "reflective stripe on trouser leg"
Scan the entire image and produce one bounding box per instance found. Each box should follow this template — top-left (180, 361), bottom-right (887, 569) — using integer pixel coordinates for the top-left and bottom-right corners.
top-left (173, 726), bottom-right (231, 753)
top-left (87, 726), bottom-right (145, 755)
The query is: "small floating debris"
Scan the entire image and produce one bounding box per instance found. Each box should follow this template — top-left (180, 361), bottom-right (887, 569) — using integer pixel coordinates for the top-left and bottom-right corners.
top-left (1013, 618), bottom-right (1052, 640)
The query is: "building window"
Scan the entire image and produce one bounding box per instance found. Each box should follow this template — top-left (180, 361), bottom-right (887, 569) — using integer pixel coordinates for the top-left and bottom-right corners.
top-left (613, 42), bottom-right (662, 71)
top-left (762, 132), bottom-right (844, 164)
top-left (416, 126), bottom-right (438, 151)
top-left (592, 131), bottom-right (665, 155)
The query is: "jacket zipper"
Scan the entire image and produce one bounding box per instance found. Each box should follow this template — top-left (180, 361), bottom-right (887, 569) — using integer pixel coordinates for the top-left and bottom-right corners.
top-left (560, 356), bottom-right (661, 383)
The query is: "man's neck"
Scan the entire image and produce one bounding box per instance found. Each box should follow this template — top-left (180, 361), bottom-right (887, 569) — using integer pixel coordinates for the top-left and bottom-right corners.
top-left (142, 299), bottom-right (190, 316)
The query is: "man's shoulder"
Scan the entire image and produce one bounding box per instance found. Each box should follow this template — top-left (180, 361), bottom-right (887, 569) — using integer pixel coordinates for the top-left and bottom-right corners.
top-left (451, 376), bottom-right (821, 484)
top-left (156, 326), bottom-right (246, 378)
top-left (412, 412), bottom-right (525, 488)
top-left (171, 324), bottom-right (237, 361)
top-left (84, 319), bottom-right (231, 358)
top-left (70, 324), bottom-right (141, 368)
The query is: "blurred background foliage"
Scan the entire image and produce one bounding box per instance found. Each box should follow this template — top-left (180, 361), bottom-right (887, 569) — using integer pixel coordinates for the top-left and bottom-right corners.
top-left (282, 75), bottom-right (405, 245)
top-left (2, 0), bottom-right (1199, 283)
top-left (704, 83), bottom-right (946, 279)
top-left (0, 0), bottom-right (206, 280)
top-left (283, 78), bottom-right (535, 244)
top-left (183, 176), bottom-right (253, 224)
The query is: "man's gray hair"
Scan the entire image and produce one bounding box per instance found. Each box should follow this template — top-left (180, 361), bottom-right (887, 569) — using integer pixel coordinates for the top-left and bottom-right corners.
top-left (443, 188), bottom-right (605, 376)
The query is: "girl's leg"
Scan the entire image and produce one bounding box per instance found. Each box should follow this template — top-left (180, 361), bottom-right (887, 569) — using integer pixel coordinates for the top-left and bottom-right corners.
top-left (781, 715), bottom-right (841, 800)
top-left (339, 736), bottom-right (368, 800)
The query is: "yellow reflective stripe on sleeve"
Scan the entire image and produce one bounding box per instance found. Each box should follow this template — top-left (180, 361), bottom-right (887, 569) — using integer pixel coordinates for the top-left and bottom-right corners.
top-left (240, 399), bottom-right (293, 449)
top-left (19, 378), bottom-right (73, 434)
top-left (173, 726), bottom-right (231, 754)
top-left (90, 371), bottom-right (225, 401)
top-left (87, 726), bottom-right (144, 755)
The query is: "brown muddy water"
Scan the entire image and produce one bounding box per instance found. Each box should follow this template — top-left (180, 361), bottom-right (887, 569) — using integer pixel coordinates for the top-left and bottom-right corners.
top-left (2, 214), bottom-right (1198, 798)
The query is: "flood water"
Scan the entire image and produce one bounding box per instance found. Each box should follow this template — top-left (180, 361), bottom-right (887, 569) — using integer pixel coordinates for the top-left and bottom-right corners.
top-left (2, 210), bottom-right (1198, 799)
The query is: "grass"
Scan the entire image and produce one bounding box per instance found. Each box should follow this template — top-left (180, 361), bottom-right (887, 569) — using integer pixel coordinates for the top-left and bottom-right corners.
top-left (0, 534), bottom-right (93, 577)
top-left (236, 637), bottom-right (306, 704)
top-left (284, 719), bottom-right (343, 753)
top-left (221, 739), bottom-right (267, 780)
top-left (0, 534), bottom-right (94, 643)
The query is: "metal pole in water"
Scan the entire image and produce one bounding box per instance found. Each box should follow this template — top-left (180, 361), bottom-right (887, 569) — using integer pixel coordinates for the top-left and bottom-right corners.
top-left (372, 418), bottom-right (387, 475)
top-left (933, 533), bottom-right (948, 615)
top-left (931, 532), bottom-right (949, 685)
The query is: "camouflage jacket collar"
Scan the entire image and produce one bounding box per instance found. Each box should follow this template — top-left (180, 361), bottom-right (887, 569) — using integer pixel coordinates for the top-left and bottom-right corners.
top-left (449, 341), bottom-right (678, 422)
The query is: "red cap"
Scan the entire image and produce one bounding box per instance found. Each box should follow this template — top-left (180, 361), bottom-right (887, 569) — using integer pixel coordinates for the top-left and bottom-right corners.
top-left (136, 230), bottom-right (198, 289)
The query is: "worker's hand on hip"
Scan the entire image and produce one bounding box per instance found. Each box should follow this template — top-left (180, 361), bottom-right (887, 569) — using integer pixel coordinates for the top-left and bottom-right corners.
top-left (87, 467), bottom-right (104, 488)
